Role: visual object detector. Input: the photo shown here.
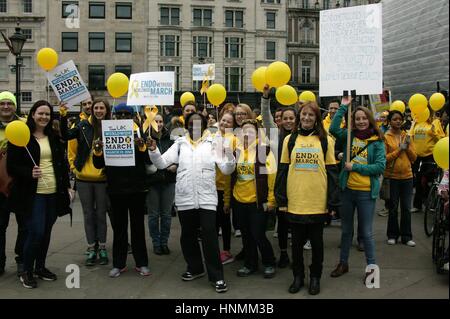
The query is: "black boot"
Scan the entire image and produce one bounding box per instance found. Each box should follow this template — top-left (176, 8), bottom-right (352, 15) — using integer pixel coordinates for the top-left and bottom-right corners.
top-left (277, 251), bottom-right (290, 268)
top-left (309, 277), bottom-right (320, 295)
top-left (288, 276), bottom-right (304, 294)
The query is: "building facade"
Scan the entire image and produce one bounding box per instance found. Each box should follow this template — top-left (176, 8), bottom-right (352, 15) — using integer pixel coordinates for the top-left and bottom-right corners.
top-left (0, 0), bottom-right (48, 113)
top-left (147, 0), bottom-right (288, 106)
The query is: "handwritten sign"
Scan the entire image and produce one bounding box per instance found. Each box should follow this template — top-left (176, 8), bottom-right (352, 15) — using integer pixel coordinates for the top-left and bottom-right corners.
top-left (127, 72), bottom-right (174, 106)
top-left (369, 89), bottom-right (391, 113)
top-left (192, 64), bottom-right (215, 81)
top-left (319, 3), bottom-right (383, 97)
top-left (46, 60), bottom-right (90, 108)
top-left (101, 120), bottom-right (135, 167)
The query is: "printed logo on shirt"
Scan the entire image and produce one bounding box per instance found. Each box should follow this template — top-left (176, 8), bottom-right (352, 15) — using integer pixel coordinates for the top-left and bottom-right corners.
top-left (294, 146), bottom-right (320, 171)
top-left (351, 139), bottom-right (368, 164)
top-left (237, 162), bottom-right (255, 181)
top-left (414, 128), bottom-right (427, 140)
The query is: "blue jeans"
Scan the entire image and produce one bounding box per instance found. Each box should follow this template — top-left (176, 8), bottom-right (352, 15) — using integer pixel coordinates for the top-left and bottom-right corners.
top-left (387, 179), bottom-right (413, 242)
top-left (340, 189), bottom-right (376, 265)
top-left (23, 194), bottom-right (57, 272)
top-left (147, 183), bottom-right (175, 248)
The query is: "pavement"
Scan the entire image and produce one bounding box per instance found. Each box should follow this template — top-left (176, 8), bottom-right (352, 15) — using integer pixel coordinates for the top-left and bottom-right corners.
top-left (0, 197), bottom-right (448, 299)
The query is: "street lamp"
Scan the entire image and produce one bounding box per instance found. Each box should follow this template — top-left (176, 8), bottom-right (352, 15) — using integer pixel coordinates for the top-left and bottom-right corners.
top-left (3, 26), bottom-right (27, 114)
top-left (315, 1), bottom-right (320, 9)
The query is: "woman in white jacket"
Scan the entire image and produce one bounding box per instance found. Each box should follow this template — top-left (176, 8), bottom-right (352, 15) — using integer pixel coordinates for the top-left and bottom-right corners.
top-left (147, 112), bottom-right (235, 293)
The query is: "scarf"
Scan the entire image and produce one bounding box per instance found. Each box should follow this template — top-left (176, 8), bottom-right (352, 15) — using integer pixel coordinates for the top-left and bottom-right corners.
top-left (354, 128), bottom-right (375, 140)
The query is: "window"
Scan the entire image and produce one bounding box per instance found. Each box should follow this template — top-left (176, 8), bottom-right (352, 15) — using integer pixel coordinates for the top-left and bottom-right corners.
top-left (302, 22), bottom-right (312, 44)
top-left (62, 1), bottom-right (78, 18)
top-left (225, 10), bottom-right (243, 28)
top-left (0, 0), bottom-right (7, 13)
top-left (266, 41), bottom-right (276, 60)
top-left (21, 92), bottom-right (32, 103)
top-left (261, 0), bottom-right (281, 3)
top-left (0, 57), bottom-right (7, 80)
top-left (266, 12), bottom-right (276, 29)
top-left (22, 0), bottom-right (32, 13)
top-left (88, 65), bottom-right (105, 90)
top-left (89, 32), bottom-right (105, 52)
top-left (115, 33), bottom-right (132, 52)
top-left (22, 29), bottom-right (32, 40)
top-left (193, 36), bottom-right (213, 58)
top-left (225, 67), bottom-right (244, 92)
top-left (159, 35), bottom-right (180, 57)
top-left (21, 57), bottom-right (32, 80)
top-left (193, 8), bottom-right (212, 27)
top-left (225, 37), bottom-right (244, 58)
top-left (89, 2), bottom-right (105, 19)
top-left (302, 61), bottom-right (311, 83)
top-left (115, 65), bottom-right (132, 78)
top-left (160, 7), bottom-right (180, 26)
top-left (344, 0), bottom-right (351, 7)
top-left (323, 0), bottom-right (330, 9)
top-left (160, 66), bottom-right (180, 91)
top-left (116, 2), bottom-right (132, 19)
top-left (302, 0), bottom-right (309, 9)
top-left (62, 32), bottom-right (78, 52)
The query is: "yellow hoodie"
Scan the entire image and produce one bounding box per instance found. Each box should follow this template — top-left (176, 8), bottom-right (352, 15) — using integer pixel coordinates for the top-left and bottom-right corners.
top-left (412, 119), bottom-right (445, 157)
top-left (384, 130), bottom-right (417, 180)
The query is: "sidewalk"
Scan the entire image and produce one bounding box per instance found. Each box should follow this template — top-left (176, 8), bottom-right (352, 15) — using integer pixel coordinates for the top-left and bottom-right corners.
top-left (0, 198), bottom-right (448, 299)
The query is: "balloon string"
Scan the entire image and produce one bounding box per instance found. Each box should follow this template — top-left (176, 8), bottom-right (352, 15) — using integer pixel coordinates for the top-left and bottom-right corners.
top-left (25, 146), bottom-right (49, 188)
top-left (46, 72), bottom-right (49, 103)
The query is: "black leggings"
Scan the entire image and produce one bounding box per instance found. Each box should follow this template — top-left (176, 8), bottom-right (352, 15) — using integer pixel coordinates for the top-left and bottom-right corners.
top-left (216, 191), bottom-right (231, 251)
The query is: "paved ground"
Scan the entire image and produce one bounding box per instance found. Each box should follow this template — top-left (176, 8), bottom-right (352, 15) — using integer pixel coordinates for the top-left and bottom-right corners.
top-left (0, 197), bottom-right (448, 299)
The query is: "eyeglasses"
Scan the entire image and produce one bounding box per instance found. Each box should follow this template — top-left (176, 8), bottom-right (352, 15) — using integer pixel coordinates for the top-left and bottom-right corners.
top-left (235, 112), bottom-right (247, 116)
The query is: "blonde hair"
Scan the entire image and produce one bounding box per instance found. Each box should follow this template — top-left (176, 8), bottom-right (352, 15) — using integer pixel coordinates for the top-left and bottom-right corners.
top-left (235, 104), bottom-right (255, 119)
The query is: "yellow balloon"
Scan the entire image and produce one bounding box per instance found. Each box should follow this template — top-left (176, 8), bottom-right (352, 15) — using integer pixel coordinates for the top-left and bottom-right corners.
top-left (36, 48), bottom-right (58, 71)
top-left (299, 91), bottom-right (316, 103)
top-left (251, 67), bottom-right (267, 92)
top-left (5, 120), bottom-right (30, 147)
top-left (429, 93), bottom-right (446, 111)
top-left (433, 137), bottom-right (449, 170)
top-left (409, 94), bottom-right (428, 114)
top-left (207, 84), bottom-right (227, 106)
top-left (390, 100), bottom-right (406, 113)
top-left (276, 85), bottom-right (298, 106)
top-left (412, 107), bottom-right (430, 123)
top-left (180, 92), bottom-right (195, 107)
top-left (266, 61), bottom-right (291, 88)
top-left (107, 73), bottom-right (129, 98)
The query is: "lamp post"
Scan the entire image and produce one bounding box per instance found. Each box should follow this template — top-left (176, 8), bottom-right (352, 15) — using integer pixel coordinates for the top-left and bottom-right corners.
top-left (8, 27), bottom-right (27, 115)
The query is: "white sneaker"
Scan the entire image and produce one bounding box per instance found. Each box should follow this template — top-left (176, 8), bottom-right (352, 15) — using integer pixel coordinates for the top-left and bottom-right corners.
top-left (303, 240), bottom-right (312, 250)
top-left (234, 230), bottom-right (242, 238)
top-left (387, 239), bottom-right (396, 245)
top-left (405, 240), bottom-right (416, 247)
top-left (109, 267), bottom-right (126, 278)
top-left (135, 266), bottom-right (151, 276)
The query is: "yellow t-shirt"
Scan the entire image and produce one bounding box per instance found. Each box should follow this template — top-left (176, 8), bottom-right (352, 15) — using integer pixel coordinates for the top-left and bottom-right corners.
top-left (74, 151), bottom-right (106, 182)
top-left (280, 134), bottom-right (336, 215)
top-left (412, 119), bottom-right (445, 157)
top-left (347, 137), bottom-right (371, 191)
top-left (36, 136), bottom-right (57, 194)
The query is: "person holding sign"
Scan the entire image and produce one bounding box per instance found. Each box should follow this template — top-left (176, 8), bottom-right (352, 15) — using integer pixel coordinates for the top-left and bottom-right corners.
top-left (329, 98), bottom-right (386, 283)
top-left (147, 112), bottom-right (235, 293)
top-left (93, 103), bottom-right (150, 278)
top-left (59, 99), bottom-right (111, 266)
top-left (7, 100), bottom-right (72, 289)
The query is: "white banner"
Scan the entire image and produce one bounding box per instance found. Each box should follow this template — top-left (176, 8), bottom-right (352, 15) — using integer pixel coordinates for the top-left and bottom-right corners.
top-left (46, 60), bottom-right (90, 108)
top-left (127, 72), bottom-right (175, 106)
top-left (319, 3), bottom-right (383, 97)
top-left (101, 120), bottom-right (135, 167)
top-left (192, 64), bottom-right (216, 81)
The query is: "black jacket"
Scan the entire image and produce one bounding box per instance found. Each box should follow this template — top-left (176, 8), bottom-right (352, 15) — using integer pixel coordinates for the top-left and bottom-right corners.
top-left (7, 134), bottom-right (71, 218)
top-left (60, 115), bottom-right (94, 172)
top-left (146, 127), bottom-right (176, 185)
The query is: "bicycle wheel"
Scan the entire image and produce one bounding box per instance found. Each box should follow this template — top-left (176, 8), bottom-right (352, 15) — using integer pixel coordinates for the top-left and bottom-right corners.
top-left (424, 184), bottom-right (438, 237)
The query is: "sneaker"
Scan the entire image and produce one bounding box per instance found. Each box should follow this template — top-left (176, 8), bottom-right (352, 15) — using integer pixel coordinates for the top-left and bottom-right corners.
top-left (387, 239), bottom-right (396, 245)
top-left (234, 229), bottom-right (242, 238)
top-left (220, 251), bottom-right (235, 265)
top-left (85, 249), bottom-right (97, 266)
top-left (377, 208), bottom-right (389, 217)
top-left (237, 266), bottom-right (257, 277)
top-left (135, 266), bottom-right (151, 276)
top-left (410, 207), bottom-right (421, 213)
top-left (214, 280), bottom-right (228, 293)
top-left (98, 249), bottom-right (109, 265)
top-left (35, 268), bottom-right (57, 281)
top-left (263, 266), bottom-right (276, 279)
top-left (20, 272), bottom-right (37, 289)
top-left (109, 267), bottom-right (127, 278)
top-left (181, 271), bottom-right (205, 281)
top-left (405, 240), bottom-right (416, 247)
top-left (303, 240), bottom-right (312, 250)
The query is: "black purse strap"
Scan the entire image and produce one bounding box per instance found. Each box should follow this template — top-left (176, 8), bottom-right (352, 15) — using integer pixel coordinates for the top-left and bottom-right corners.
top-left (350, 141), bottom-right (373, 161)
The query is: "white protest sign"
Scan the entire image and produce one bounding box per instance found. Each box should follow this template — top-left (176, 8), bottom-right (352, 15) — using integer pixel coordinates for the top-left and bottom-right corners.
top-left (319, 3), bottom-right (383, 97)
top-left (46, 60), bottom-right (91, 108)
top-left (127, 72), bottom-right (174, 106)
top-left (192, 64), bottom-right (216, 81)
top-left (101, 120), bottom-right (135, 167)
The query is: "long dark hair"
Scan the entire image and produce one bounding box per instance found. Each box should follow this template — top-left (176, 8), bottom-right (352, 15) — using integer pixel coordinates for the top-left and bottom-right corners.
top-left (26, 100), bottom-right (54, 136)
top-left (294, 101), bottom-right (328, 141)
top-left (352, 106), bottom-right (384, 139)
top-left (90, 99), bottom-right (111, 140)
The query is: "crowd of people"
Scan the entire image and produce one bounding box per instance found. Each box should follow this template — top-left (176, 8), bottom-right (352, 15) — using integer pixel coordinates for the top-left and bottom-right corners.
top-left (0, 88), bottom-right (448, 295)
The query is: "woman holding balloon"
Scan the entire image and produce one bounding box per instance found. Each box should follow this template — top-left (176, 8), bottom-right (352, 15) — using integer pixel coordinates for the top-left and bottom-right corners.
top-left (7, 100), bottom-right (72, 289)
